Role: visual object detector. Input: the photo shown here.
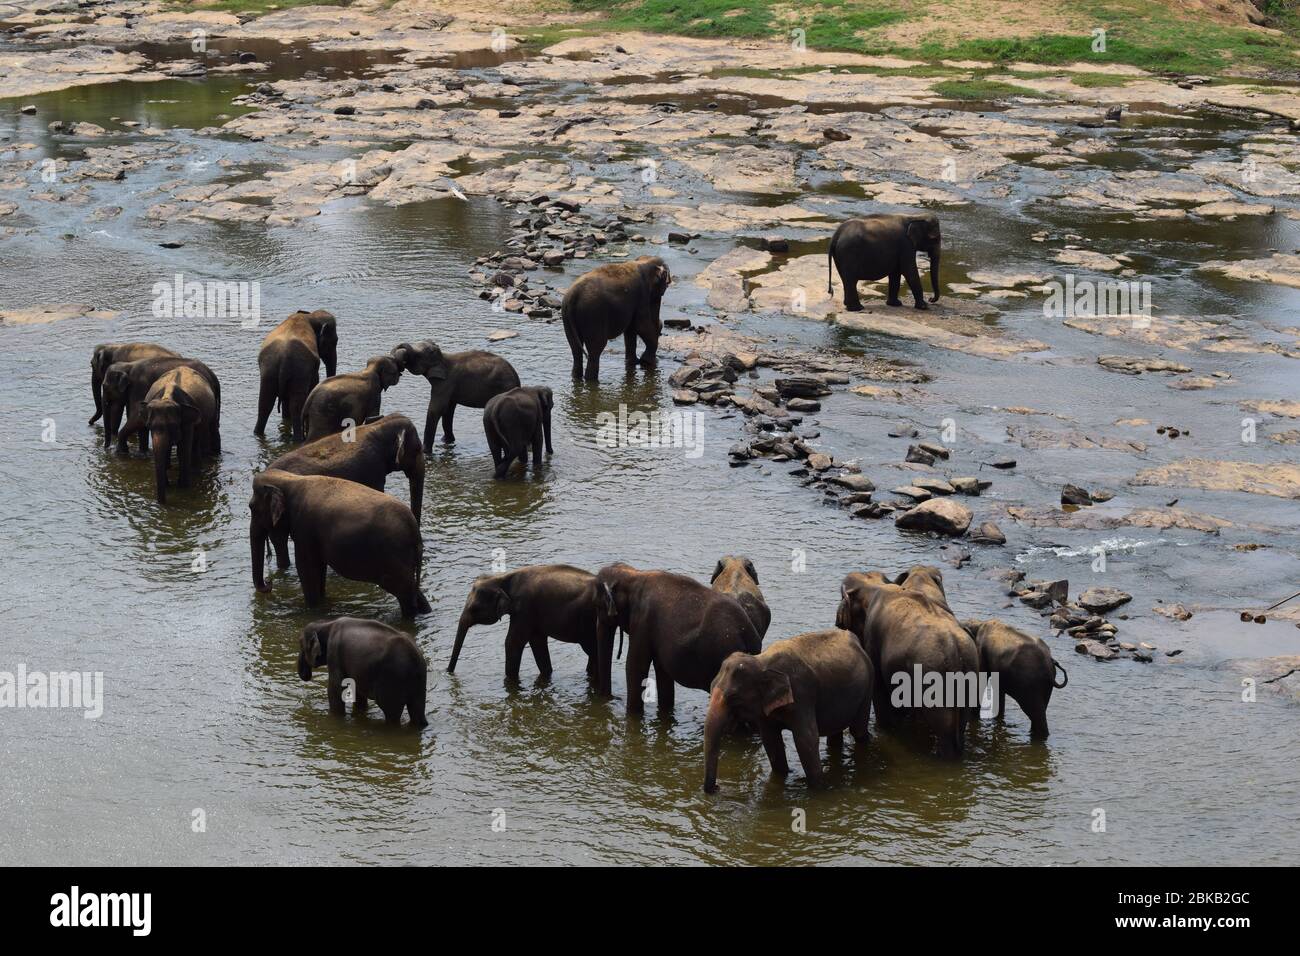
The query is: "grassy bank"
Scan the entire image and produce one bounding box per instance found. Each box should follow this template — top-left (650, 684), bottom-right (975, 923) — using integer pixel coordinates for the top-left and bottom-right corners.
top-left (562, 0), bottom-right (1300, 76)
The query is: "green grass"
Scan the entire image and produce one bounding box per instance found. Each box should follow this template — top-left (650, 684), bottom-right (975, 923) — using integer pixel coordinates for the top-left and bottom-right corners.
top-left (931, 78), bottom-right (1051, 100)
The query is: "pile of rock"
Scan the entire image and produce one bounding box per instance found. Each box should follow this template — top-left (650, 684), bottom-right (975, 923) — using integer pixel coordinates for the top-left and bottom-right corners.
top-left (1005, 579), bottom-right (1155, 662)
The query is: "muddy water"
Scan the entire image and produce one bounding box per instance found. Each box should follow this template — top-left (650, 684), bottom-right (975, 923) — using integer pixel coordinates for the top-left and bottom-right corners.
top-left (1, 40), bottom-right (1299, 866)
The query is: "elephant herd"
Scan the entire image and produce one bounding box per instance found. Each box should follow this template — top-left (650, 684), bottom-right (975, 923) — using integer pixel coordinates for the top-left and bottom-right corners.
top-left (83, 215), bottom-right (1069, 791)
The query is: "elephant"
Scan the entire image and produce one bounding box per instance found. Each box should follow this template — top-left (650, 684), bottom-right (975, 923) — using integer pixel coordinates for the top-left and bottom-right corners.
top-left (298, 617), bottom-right (428, 727)
top-left (269, 413), bottom-right (425, 520)
top-left (961, 618), bottom-right (1067, 739)
top-left (390, 341), bottom-right (520, 452)
top-left (249, 469), bottom-right (430, 618)
top-left (482, 386), bottom-right (554, 479)
top-left (893, 564), bottom-right (953, 613)
top-left (593, 562), bottom-right (762, 715)
top-left (826, 212), bottom-right (942, 312)
top-left (704, 629), bottom-right (874, 793)
top-left (710, 555), bottom-right (771, 639)
top-left (561, 256), bottom-right (671, 381)
top-left (90, 342), bottom-right (176, 424)
top-left (120, 366), bottom-right (220, 505)
top-left (255, 310), bottom-right (338, 441)
top-left (835, 567), bottom-right (979, 758)
top-left (301, 354), bottom-right (402, 442)
top-left (102, 355), bottom-right (221, 456)
top-left (449, 564), bottom-right (599, 680)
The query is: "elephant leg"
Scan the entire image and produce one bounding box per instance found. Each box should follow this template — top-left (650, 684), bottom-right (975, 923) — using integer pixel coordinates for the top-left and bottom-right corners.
top-left (327, 674), bottom-right (346, 715)
top-left (208, 420), bottom-right (221, 454)
top-left (760, 723), bottom-right (790, 777)
top-left (353, 692), bottom-right (369, 715)
top-left (625, 638), bottom-right (653, 717)
top-left (581, 637), bottom-right (597, 680)
top-left (273, 535), bottom-right (291, 572)
top-left (380, 699), bottom-right (403, 724)
top-left (928, 707), bottom-right (962, 759)
top-left (503, 622), bottom-right (529, 682)
top-left (637, 330), bottom-right (659, 370)
top-left (623, 327), bottom-right (638, 368)
top-left (287, 389), bottom-right (307, 443)
top-left (584, 340), bottom-right (603, 383)
top-left (790, 715), bottom-right (825, 787)
top-left (407, 680), bottom-right (428, 729)
top-left (903, 260), bottom-right (928, 309)
top-left (423, 395), bottom-right (443, 453)
top-left (850, 695), bottom-right (872, 746)
top-left (836, 261), bottom-right (862, 311)
top-left (177, 428), bottom-right (194, 488)
top-left (565, 320), bottom-right (584, 379)
top-left (1023, 690), bottom-right (1050, 739)
top-left (653, 661), bottom-right (675, 715)
top-left (297, 549), bottom-right (327, 608)
top-left (886, 272), bottom-right (902, 307)
top-left (827, 730), bottom-right (844, 754)
top-left (529, 633), bottom-right (553, 679)
top-left (254, 373), bottom-right (276, 436)
top-left (531, 428), bottom-right (544, 470)
top-left (441, 403), bottom-right (457, 444)
top-left (998, 687), bottom-right (1007, 722)
top-left (137, 426), bottom-right (149, 455)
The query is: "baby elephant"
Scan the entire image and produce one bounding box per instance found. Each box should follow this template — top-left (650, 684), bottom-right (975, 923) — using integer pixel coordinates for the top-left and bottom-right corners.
top-left (710, 555), bottom-right (770, 639)
top-left (298, 617), bottom-right (428, 727)
top-left (962, 618), bottom-right (1067, 739)
top-left (704, 629), bottom-right (874, 793)
top-left (482, 386), bottom-right (554, 479)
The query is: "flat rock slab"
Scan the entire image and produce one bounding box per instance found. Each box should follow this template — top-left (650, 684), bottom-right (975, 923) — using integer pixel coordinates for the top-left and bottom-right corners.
top-left (895, 498), bottom-right (972, 536)
top-left (0, 303), bottom-right (119, 325)
top-left (1131, 459), bottom-right (1300, 500)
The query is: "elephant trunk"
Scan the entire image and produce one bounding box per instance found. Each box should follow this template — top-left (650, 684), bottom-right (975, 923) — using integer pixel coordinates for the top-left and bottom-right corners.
top-left (447, 611), bottom-right (473, 673)
top-left (90, 374), bottom-right (104, 425)
top-left (702, 687), bottom-right (729, 793)
top-left (251, 521), bottom-right (269, 592)
top-left (408, 457), bottom-right (425, 523)
top-left (928, 247), bottom-right (941, 302)
top-left (151, 433), bottom-right (169, 505)
top-left (593, 615), bottom-right (616, 697)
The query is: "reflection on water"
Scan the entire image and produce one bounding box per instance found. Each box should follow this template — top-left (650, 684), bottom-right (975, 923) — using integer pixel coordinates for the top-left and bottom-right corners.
top-left (0, 43), bottom-right (1298, 865)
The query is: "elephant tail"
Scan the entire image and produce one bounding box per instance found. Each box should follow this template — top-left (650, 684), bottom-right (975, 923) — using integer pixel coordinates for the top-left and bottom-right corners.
top-left (616, 626), bottom-right (625, 661)
top-left (827, 229), bottom-right (837, 294)
top-left (1053, 659), bottom-right (1069, 689)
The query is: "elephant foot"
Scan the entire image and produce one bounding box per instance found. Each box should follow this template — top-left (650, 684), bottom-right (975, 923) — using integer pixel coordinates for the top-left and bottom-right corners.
top-left (914, 302), bottom-right (930, 311)
top-left (441, 434), bottom-right (456, 445)
top-left (255, 583), bottom-right (272, 594)
top-left (885, 298), bottom-right (903, 307)
top-left (845, 301), bottom-right (865, 312)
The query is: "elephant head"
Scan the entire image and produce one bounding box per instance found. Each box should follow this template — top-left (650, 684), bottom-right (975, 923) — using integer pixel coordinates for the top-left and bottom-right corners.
top-left (101, 363), bottom-right (134, 447)
top-left (834, 571), bottom-right (897, 647)
top-left (905, 213), bottom-right (942, 303)
top-left (703, 652), bottom-right (794, 793)
top-left (145, 393), bottom-right (200, 504)
top-left (593, 562), bottom-right (637, 695)
top-left (448, 575), bottom-right (511, 673)
top-left (391, 340), bottom-right (447, 380)
top-left (365, 355), bottom-right (403, 390)
top-left (711, 555), bottom-right (758, 586)
top-left (893, 564), bottom-right (950, 611)
top-left (302, 310), bottom-right (338, 377)
top-left (390, 416), bottom-right (425, 519)
top-left (249, 471), bottom-right (292, 593)
top-left (298, 620), bottom-right (332, 681)
top-left (633, 256), bottom-right (671, 327)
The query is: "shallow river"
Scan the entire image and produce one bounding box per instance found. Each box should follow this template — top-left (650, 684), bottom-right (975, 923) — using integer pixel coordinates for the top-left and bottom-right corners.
top-left (1, 36), bottom-right (1297, 865)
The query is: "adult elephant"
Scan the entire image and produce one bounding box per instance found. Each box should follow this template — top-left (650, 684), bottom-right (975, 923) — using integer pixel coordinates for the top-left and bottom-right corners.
top-left (961, 618), bottom-right (1067, 739)
top-left (298, 617), bottom-right (428, 727)
top-left (826, 212), bottom-right (942, 312)
top-left (835, 568), bottom-right (978, 758)
top-left (390, 341), bottom-right (520, 452)
top-left (90, 342), bottom-right (176, 424)
top-left (255, 309), bottom-right (338, 441)
top-left (249, 469), bottom-right (430, 618)
top-left (482, 386), bottom-right (553, 479)
top-left (593, 562), bottom-right (761, 715)
top-left (704, 629), bottom-right (874, 793)
top-left (102, 355), bottom-right (221, 455)
top-left (122, 367), bottom-right (220, 505)
top-left (269, 413), bottom-right (425, 520)
top-left (449, 564), bottom-right (599, 680)
top-left (301, 354), bottom-right (402, 441)
top-left (562, 256), bottom-right (671, 381)
top-left (710, 555), bottom-right (771, 639)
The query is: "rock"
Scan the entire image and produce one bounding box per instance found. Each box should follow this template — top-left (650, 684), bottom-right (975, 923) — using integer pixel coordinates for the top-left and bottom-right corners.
top-left (1061, 483), bottom-right (1093, 506)
top-left (671, 389), bottom-right (699, 405)
top-left (542, 249), bottom-right (566, 267)
top-left (939, 544), bottom-right (971, 568)
top-left (807, 453), bottom-right (833, 471)
top-left (888, 424), bottom-right (919, 438)
top-left (895, 498), bottom-right (972, 536)
top-left (989, 458), bottom-right (1017, 469)
top-left (762, 236), bottom-right (789, 252)
top-left (917, 442), bottom-right (950, 459)
top-left (892, 486), bottom-right (932, 502)
top-left (913, 478), bottom-right (955, 496)
top-left (333, 105), bottom-right (356, 116)
top-left (21, 105), bottom-right (36, 115)
top-left (486, 330), bottom-right (518, 342)
top-left (1020, 589), bottom-right (1054, 609)
top-left (852, 502), bottom-right (893, 519)
top-left (667, 231), bottom-right (691, 244)
top-left (905, 445), bottom-right (936, 466)
top-left (823, 128), bottom-right (851, 142)
top-left (668, 366), bottom-right (702, 388)
top-left (1076, 639), bottom-right (1116, 660)
top-left (828, 474), bottom-right (875, 493)
top-left (1153, 603), bottom-right (1192, 621)
top-left (1098, 355), bottom-right (1191, 375)
top-left (969, 521), bottom-right (1005, 545)
top-left (1078, 587), bottom-right (1133, 614)
top-left (774, 376), bottom-right (831, 398)
top-left (950, 476), bottom-right (982, 495)
top-left (786, 397), bottom-right (821, 413)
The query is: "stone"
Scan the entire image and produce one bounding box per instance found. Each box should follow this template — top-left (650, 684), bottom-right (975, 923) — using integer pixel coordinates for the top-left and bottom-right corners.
top-left (1153, 603), bottom-right (1192, 621)
top-left (671, 389), bottom-right (699, 405)
top-left (895, 498), bottom-right (972, 536)
top-left (913, 478), bottom-right (955, 496)
top-left (828, 474), bottom-right (875, 493)
top-left (1078, 587), bottom-right (1133, 614)
top-left (486, 329), bottom-right (519, 341)
top-left (969, 521), bottom-right (1005, 545)
top-left (807, 453), bottom-right (833, 471)
top-left (905, 445), bottom-right (936, 466)
top-left (1061, 483), bottom-right (1093, 506)
top-left (786, 397), bottom-right (821, 413)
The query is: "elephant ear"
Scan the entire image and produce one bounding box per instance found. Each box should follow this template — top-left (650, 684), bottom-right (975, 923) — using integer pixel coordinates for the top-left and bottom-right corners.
top-left (266, 485), bottom-right (286, 527)
top-left (906, 220), bottom-right (927, 247)
top-left (710, 559), bottom-right (725, 583)
top-left (394, 424), bottom-right (408, 467)
top-left (598, 580), bottom-right (618, 618)
top-left (650, 262), bottom-right (671, 296)
top-left (959, 619), bottom-right (983, 641)
top-left (178, 394), bottom-right (202, 424)
top-left (305, 631), bottom-right (321, 666)
top-left (743, 558), bottom-right (758, 585)
top-left (493, 587), bottom-right (511, 619)
top-left (537, 387), bottom-right (553, 411)
top-left (762, 669), bottom-right (794, 715)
